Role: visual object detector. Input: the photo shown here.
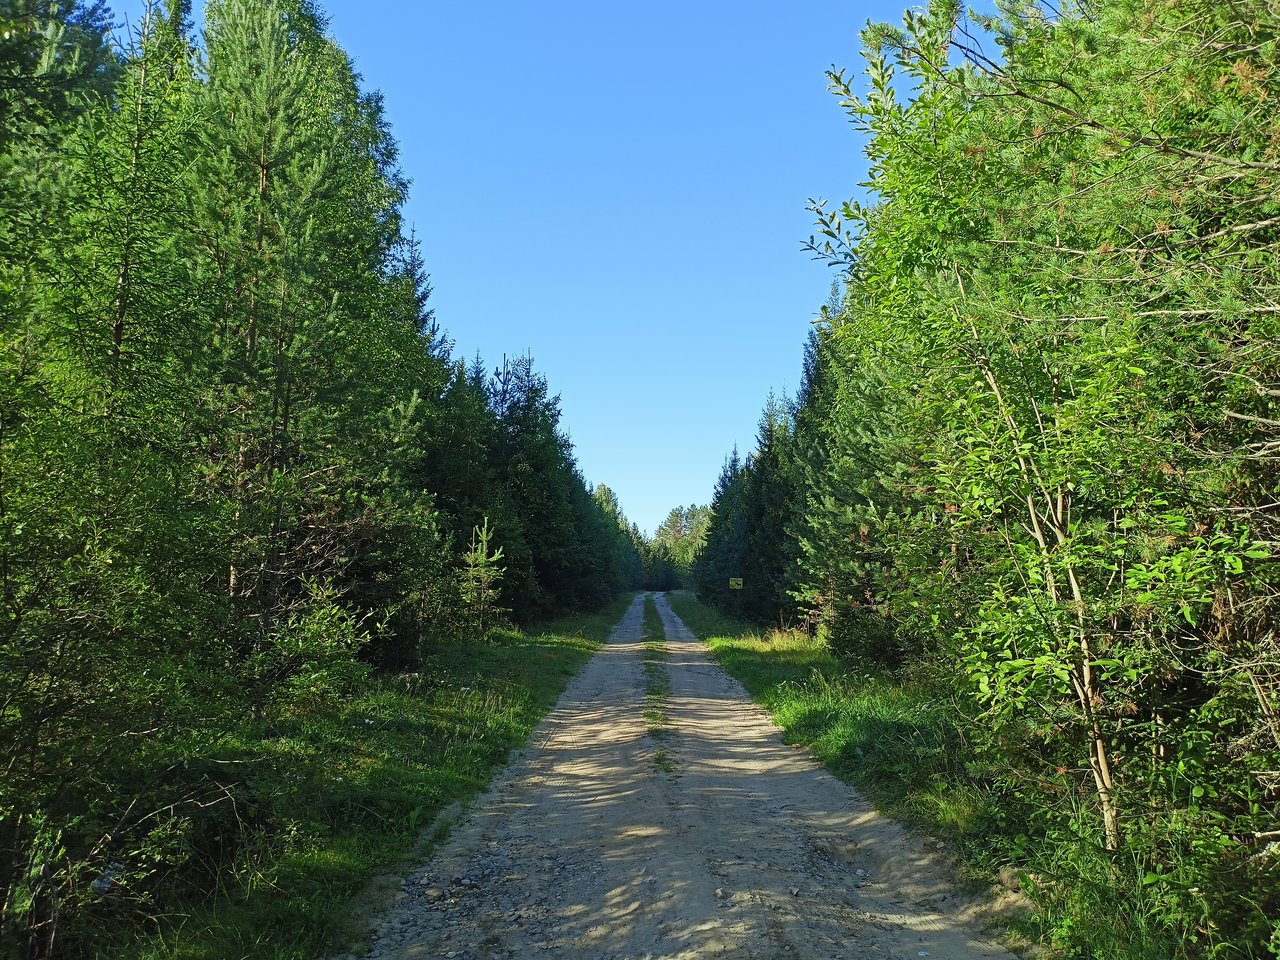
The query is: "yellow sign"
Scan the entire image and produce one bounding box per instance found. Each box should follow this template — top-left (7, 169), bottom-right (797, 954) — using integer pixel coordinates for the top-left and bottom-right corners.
top-left (728, 578), bottom-right (743, 590)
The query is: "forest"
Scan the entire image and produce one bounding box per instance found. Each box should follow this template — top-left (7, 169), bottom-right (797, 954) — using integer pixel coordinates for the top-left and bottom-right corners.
top-left (0, 0), bottom-right (682, 955)
top-left (5, 0), bottom-right (1280, 957)
top-left (687, 0), bottom-right (1280, 956)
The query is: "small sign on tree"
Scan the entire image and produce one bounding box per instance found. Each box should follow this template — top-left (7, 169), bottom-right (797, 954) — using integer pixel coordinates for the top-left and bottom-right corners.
top-left (728, 577), bottom-right (743, 590)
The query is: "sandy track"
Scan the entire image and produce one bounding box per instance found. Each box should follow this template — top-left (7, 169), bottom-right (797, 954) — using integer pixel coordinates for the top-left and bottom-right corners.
top-left (358, 593), bottom-right (1014, 960)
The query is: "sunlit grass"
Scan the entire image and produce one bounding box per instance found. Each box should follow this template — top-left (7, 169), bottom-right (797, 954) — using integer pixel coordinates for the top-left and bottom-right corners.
top-left (665, 591), bottom-right (994, 844)
top-left (116, 594), bottom-right (636, 960)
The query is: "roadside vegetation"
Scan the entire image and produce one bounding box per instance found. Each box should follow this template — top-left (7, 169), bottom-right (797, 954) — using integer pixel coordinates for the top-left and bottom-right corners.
top-left (642, 508), bottom-right (713, 591)
top-left (1, 3), bottom-right (645, 956)
top-left (666, 593), bottom-right (986, 842)
top-left (122, 597), bottom-right (628, 960)
top-left (675, 1), bottom-right (1280, 957)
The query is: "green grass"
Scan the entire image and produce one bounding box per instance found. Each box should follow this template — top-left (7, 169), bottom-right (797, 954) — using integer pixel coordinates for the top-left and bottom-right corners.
top-left (666, 592), bottom-right (1049, 949)
top-left (665, 593), bottom-right (1280, 957)
top-left (665, 591), bottom-right (994, 848)
top-left (114, 593), bottom-right (636, 960)
top-left (652, 748), bottom-right (676, 774)
top-left (641, 593), bottom-right (671, 742)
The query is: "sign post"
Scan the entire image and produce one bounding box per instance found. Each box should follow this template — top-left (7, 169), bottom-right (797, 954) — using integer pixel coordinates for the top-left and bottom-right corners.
top-left (728, 578), bottom-right (743, 590)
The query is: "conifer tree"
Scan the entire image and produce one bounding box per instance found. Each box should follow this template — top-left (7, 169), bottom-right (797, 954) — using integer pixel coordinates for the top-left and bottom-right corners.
top-left (459, 518), bottom-right (506, 641)
top-left (0, 0), bottom-right (657, 951)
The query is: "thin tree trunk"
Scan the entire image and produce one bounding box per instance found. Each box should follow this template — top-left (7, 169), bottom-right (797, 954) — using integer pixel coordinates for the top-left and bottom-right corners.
top-left (966, 312), bottom-right (1124, 851)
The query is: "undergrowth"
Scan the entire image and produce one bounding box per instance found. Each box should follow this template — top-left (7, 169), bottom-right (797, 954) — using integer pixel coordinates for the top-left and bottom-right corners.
top-left (107, 594), bottom-right (634, 960)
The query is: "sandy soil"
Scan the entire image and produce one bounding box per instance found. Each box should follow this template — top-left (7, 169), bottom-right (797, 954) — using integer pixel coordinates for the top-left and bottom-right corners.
top-left (356, 593), bottom-right (1016, 960)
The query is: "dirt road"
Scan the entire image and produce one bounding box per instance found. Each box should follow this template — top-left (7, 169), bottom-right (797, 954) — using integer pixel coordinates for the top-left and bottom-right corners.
top-left (358, 593), bottom-right (1015, 960)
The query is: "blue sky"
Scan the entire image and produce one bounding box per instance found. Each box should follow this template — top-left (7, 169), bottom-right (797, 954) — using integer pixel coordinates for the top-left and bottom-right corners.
top-left (114, 0), bottom-right (907, 534)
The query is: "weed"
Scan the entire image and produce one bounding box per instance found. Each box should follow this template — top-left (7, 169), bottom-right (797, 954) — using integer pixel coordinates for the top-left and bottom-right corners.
top-left (652, 750), bottom-right (677, 774)
top-left (641, 595), bottom-right (676, 762)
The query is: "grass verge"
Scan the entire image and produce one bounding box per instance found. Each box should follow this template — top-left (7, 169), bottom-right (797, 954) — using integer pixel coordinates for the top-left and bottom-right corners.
top-left (666, 592), bottom-right (1280, 958)
top-left (664, 592), bottom-right (1044, 949)
top-left (118, 593), bottom-right (636, 960)
top-left (664, 591), bottom-right (995, 855)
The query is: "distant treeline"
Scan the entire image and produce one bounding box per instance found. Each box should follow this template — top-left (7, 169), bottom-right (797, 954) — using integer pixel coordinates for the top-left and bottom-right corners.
top-left (641, 504), bottom-right (711, 591)
top-left (0, 0), bottom-right (645, 954)
top-left (691, 1), bottom-right (1279, 956)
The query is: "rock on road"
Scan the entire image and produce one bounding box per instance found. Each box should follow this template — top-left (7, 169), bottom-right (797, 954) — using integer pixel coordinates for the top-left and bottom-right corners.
top-left (358, 593), bottom-right (1015, 960)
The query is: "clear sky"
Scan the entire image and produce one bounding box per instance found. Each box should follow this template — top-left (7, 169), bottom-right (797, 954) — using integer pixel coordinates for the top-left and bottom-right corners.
top-left (112, 0), bottom-right (905, 534)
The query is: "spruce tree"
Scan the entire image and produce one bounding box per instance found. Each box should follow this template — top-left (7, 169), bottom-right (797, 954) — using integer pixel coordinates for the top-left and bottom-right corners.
top-left (459, 518), bottom-right (506, 641)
